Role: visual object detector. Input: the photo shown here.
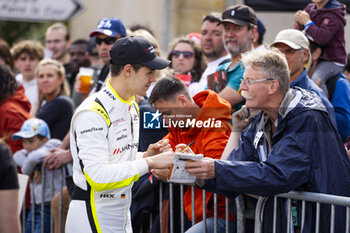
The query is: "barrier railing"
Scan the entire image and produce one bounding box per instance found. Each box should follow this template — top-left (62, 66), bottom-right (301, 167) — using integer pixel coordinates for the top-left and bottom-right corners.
top-left (158, 182), bottom-right (241, 233)
top-left (20, 170), bottom-right (350, 233)
top-left (21, 166), bottom-right (65, 233)
top-left (254, 191), bottom-right (350, 233)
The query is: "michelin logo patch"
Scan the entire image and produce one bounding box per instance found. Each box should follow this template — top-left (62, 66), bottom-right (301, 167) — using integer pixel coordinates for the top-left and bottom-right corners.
top-left (143, 110), bottom-right (161, 129)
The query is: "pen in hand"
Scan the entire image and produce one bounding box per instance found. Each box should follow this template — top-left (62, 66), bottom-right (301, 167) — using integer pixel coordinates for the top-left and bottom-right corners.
top-left (180, 140), bottom-right (195, 153)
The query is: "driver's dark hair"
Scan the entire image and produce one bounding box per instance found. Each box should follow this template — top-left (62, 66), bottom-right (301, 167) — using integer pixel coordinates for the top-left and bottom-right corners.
top-left (149, 76), bottom-right (191, 104)
top-left (110, 64), bottom-right (143, 76)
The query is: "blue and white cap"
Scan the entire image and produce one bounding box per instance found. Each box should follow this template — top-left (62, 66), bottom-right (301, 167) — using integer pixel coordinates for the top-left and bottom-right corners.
top-left (12, 118), bottom-right (51, 140)
top-left (89, 18), bottom-right (126, 38)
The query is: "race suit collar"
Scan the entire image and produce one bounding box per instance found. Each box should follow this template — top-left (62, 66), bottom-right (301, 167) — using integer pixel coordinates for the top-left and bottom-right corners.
top-left (107, 78), bottom-right (135, 105)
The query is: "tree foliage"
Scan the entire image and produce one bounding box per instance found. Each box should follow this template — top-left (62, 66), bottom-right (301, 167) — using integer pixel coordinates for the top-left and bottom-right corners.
top-left (0, 21), bottom-right (56, 46)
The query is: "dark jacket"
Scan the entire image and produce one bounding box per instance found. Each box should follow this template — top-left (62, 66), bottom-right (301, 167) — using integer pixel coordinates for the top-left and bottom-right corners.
top-left (290, 69), bottom-right (336, 125)
top-left (305, 0), bottom-right (347, 64)
top-left (36, 95), bottom-right (74, 140)
top-left (203, 87), bottom-right (350, 233)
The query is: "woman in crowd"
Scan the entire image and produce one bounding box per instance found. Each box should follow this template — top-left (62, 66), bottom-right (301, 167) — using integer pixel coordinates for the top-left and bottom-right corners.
top-left (167, 37), bottom-right (206, 86)
top-left (34, 59), bottom-right (74, 233)
top-left (32, 59), bottom-right (74, 140)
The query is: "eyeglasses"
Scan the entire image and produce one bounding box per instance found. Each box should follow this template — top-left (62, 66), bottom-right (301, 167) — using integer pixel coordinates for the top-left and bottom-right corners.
top-left (241, 78), bottom-right (274, 85)
top-left (279, 48), bottom-right (302, 56)
top-left (171, 50), bottom-right (194, 59)
top-left (95, 37), bottom-right (117, 45)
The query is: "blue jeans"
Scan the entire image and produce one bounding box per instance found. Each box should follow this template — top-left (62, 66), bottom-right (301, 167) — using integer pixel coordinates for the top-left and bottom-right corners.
top-left (25, 204), bottom-right (51, 233)
top-left (185, 217), bottom-right (236, 233)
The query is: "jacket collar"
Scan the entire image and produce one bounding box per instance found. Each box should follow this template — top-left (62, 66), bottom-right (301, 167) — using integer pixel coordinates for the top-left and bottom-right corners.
top-left (290, 69), bottom-right (308, 88)
top-left (106, 78), bottom-right (135, 105)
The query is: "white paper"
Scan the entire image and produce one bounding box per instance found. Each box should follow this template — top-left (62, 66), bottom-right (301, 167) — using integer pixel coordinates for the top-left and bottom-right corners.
top-left (167, 153), bottom-right (203, 184)
top-left (17, 173), bottom-right (29, 215)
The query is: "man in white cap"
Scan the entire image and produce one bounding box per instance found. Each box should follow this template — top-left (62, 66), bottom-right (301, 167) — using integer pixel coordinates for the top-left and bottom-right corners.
top-left (271, 29), bottom-right (336, 124)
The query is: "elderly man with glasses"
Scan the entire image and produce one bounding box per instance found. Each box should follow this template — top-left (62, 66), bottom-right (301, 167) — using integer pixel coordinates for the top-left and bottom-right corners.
top-left (184, 48), bottom-right (350, 233)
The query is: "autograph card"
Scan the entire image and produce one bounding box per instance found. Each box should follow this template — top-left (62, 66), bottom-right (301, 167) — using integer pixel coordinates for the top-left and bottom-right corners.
top-left (167, 153), bottom-right (203, 184)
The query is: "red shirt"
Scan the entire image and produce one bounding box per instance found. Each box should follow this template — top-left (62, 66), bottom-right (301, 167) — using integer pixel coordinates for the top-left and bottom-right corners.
top-left (0, 85), bottom-right (31, 153)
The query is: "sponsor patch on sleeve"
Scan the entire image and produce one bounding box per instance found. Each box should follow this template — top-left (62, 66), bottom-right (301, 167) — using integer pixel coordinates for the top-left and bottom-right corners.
top-left (80, 127), bottom-right (104, 135)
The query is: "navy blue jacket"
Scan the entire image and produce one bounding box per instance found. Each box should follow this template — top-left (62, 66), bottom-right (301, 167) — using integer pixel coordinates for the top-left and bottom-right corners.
top-left (203, 88), bottom-right (350, 233)
top-left (290, 69), bottom-right (336, 125)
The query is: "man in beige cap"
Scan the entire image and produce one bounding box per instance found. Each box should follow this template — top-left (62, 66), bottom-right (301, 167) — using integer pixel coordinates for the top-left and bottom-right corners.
top-left (271, 29), bottom-right (335, 124)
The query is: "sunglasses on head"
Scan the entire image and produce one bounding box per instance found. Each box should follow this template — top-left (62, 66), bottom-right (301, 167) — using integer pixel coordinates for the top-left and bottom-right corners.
top-left (171, 50), bottom-right (194, 59)
top-left (95, 37), bottom-right (117, 45)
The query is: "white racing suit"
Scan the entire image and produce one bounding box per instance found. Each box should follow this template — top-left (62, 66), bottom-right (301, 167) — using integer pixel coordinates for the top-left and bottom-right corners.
top-left (66, 80), bottom-right (149, 233)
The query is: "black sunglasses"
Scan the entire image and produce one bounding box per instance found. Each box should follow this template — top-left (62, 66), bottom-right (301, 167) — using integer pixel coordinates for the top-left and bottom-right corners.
top-left (171, 50), bottom-right (194, 59)
top-left (95, 37), bottom-right (117, 45)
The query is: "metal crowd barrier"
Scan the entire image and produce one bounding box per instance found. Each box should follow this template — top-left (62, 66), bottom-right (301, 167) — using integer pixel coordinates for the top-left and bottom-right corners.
top-left (21, 168), bottom-right (350, 233)
top-left (157, 182), bottom-right (244, 233)
top-left (254, 191), bottom-right (350, 233)
top-left (156, 184), bottom-right (350, 233)
top-left (21, 166), bottom-right (65, 233)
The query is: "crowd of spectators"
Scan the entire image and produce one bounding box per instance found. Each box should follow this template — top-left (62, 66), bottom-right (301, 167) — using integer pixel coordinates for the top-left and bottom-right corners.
top-left (1, 0), bottom-right (350, 232)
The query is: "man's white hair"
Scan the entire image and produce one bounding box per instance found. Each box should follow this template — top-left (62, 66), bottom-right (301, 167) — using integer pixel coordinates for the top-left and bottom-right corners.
top-left (241, 48), bottom-right (290, 94)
